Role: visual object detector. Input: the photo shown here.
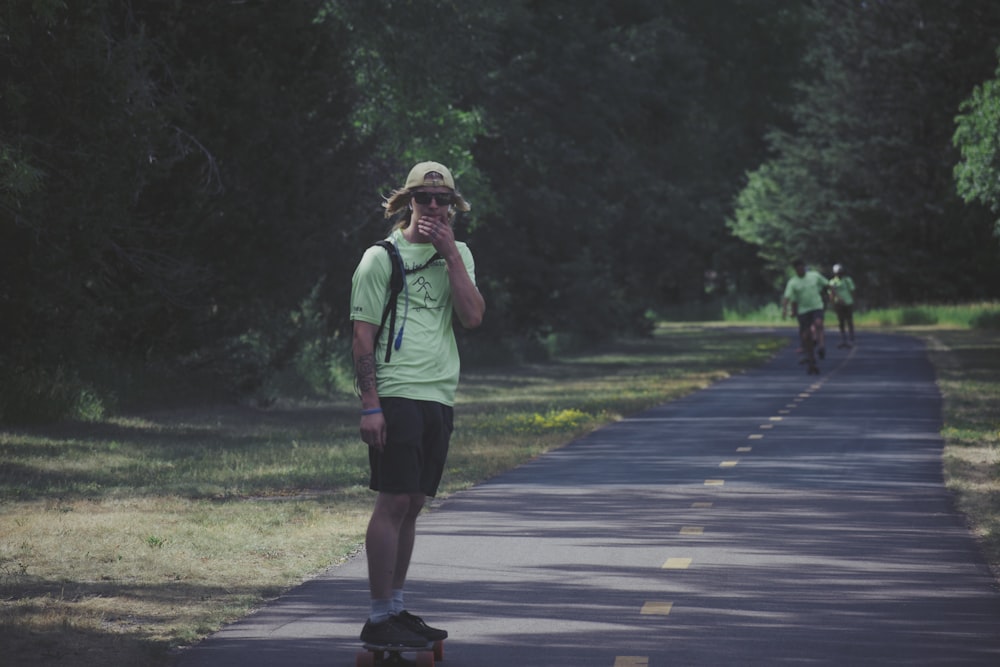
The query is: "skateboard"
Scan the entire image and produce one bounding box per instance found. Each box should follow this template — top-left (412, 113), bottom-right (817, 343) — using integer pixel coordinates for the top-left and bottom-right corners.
top-left (355, 640), bottom-right (444, 667)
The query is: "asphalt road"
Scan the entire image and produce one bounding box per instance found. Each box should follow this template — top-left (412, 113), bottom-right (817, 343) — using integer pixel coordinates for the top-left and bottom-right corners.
top-left (173, 332), bottom-right (1000, 666)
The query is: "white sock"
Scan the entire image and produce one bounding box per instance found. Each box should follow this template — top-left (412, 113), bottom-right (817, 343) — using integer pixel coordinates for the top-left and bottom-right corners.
top-left (391, 588), bottom-right (405, 614)
top-left (369, 598), bottom-right (392, 623)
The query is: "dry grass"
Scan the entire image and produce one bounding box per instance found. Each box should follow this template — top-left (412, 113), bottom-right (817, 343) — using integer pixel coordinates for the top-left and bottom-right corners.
top-left (0, 492), bottom-right (373, 664)
top-left (922, 328), bottom-right (1000, 579)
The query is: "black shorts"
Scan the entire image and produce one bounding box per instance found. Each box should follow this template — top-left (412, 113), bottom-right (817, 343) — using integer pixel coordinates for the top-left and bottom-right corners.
top-left (369, 397), bottom-right (453, 497)
top-left (796, 309), bottom-right (824, 334)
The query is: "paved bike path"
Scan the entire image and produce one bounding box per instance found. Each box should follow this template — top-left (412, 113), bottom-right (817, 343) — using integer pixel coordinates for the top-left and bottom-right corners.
top-left (174, 332), bottom-right (1000, 666)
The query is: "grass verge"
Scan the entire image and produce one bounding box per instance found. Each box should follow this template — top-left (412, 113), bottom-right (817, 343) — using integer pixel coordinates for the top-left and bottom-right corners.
top-left (921, 327), bottom-right (1000, 580)
top-left (0, 325), bottom-right (786, 667)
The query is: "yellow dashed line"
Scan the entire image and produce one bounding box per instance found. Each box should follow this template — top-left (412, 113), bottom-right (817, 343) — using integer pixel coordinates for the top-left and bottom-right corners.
top-left (640, 601), bottom-right (674, 615)
top-left (614, 657), bottom-right (649, 667)
top-left (616, 380), bottom-right (840, 667)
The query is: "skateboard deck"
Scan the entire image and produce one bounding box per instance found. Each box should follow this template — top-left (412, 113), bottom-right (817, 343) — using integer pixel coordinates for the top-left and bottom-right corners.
top-left (355, 640), bottom-right (444, 667)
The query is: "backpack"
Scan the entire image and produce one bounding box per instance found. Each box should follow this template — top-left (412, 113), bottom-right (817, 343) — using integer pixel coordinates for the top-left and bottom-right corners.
top-left (373, 240), bottom-right (440, 362)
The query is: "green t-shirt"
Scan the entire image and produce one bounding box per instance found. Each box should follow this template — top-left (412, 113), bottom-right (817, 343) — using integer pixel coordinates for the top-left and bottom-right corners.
top-left (783, 270), bottom-right (829, 312)
top-left (350, 229), bottom-right (476, 406)
top-left (830, 275), bottom-right (855, 306)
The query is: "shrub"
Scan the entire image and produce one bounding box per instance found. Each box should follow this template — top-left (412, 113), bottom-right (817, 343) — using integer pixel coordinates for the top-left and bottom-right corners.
top-left (0, 367), bottom-right (106, 424)
top-left (971, 310), bottom-right (1000, 330)
top-left (899, 308), bottom-right (938, 326)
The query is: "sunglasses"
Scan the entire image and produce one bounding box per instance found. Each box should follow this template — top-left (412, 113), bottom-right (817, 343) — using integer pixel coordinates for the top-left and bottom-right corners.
top-left (411, 191), bottom-right (454, 206)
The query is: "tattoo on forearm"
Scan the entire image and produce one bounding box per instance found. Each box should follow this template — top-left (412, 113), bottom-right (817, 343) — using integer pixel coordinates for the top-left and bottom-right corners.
top-left (356, 353), bottom-right (376, 393)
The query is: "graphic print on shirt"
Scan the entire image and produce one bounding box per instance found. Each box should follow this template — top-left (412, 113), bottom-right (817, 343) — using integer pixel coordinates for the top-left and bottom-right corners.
top-left (410, 260), bottom-right (444, 311)
top-left (413, 275), bottom-right (440, 311)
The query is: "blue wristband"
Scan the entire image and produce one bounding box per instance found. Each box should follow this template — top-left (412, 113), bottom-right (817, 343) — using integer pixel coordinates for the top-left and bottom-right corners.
top-left (360, 407), bottom-right (383, 415)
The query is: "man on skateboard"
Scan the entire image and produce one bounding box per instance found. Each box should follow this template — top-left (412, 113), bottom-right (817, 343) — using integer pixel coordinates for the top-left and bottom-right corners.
top-left (781, 258), bottom-right (829, 374)
top-left (350, 162), bottom-right (485, 648)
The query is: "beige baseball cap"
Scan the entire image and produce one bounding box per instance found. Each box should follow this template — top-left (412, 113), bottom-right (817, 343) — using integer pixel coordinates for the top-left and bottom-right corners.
top-left (404, 161), bottom-right (455, 190)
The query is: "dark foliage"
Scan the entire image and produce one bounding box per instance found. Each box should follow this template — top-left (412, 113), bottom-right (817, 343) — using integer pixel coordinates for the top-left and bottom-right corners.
top-left (2, 0), bottom-right (999, 419)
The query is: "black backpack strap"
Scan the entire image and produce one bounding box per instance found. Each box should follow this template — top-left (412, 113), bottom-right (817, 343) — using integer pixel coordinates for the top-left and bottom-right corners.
top-left (373, 241), bottom-right (403, 363)
top-left (372, 240), bottom-right (442, 363)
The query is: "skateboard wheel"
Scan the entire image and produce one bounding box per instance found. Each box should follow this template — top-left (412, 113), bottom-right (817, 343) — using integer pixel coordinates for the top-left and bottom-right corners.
top-left (415, 650), bottom-right (434, 667)
top-left (356, 650), bottom-right (375, 667)
top-left (433, 640), bottom-right (444, 661)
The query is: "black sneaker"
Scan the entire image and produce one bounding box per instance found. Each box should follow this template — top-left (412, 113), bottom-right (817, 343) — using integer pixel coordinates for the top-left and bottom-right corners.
top-left (395, 610), bottom-right (448, 641)
top-left (360, 616), bottom-right (429, 648)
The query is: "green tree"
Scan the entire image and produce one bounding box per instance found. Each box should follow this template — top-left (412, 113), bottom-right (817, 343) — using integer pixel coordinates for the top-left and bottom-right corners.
top-left (15, 0), bottom-right (1000, 418)
top-left (731, 0), bottom-right (1000, 304)
top-left (954, 47), bottom-right (1000, 238)
top-left (0, 0), bottom-right (367, 416)
top-left (466, 0), bottom-right (808, 344)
